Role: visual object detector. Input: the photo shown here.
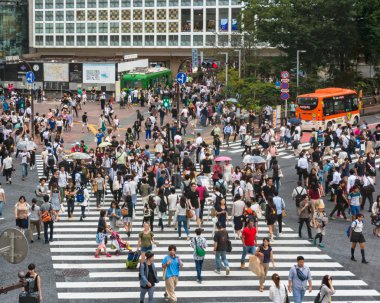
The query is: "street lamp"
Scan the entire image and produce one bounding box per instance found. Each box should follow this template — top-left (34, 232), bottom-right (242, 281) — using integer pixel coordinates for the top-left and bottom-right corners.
top-left (219, 52), bottom-right (229, 95)
top-left (296, 50), bottom-right (306, 95)
top-left (234, 49), bottom-right (241, 79)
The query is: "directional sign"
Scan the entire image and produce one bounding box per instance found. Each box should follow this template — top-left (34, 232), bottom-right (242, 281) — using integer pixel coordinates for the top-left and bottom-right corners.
top-left (176, 72), bottom-right (187, 85)
top-left (280, 92), bottom-right (289, 100)
top-left (275, 81), bottom-right (281, 89)
top-left (25, 71), bottom-right (35, 84)
top-left (280, 82), bottom-right (289, 90)
top-left (281, 71), bottom-right (290, 79)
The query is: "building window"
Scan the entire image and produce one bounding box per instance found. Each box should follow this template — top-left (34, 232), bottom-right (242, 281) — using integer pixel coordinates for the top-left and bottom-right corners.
top-left (87, 0), bottom-right (96, 7)
top-left (110, 22), bottom-right (119, 33)
top-left (87, 11), bottom-right (96, 20)
top-left (193, 9), bottom-right (203, 32)
top-left (157, 0), bottom-right (166, 6)
top-left (133, 0), bottom-right (142, 7)
top-left (206, 9), bottom-right (216, 32)
top-left (206, 0), bottom-right (216, 4)
top-left (76, 11), bottom-right (85, 21)
top-left (133, 35), bottom-right (143, 46)
top-left (87, 23), bottom-right (97, 33)
top-left (145, 9), bottom-right (154, 20)
top-left (110, 10), bottom-right (119, 20)
top-left (231, 8), bottom-right (240, 31)
top-left (133, 23), bottom-right (142, 33)
top-left (145, 22), bottom-right (154, 33)
top-left (121, 22), bottom-right (131, 33)
top-left (157, 35), bottom-right (166, 46)
top-left (76, 23), bottom-right (86, 33)
top-left (169, 9), bottom-right (178, 19)
top-left (133, 10), bottom-right (142, 20)
top-left (46, 35), bottom-right (54, 45)
top-left (157, 9), bottom-right (166, 20)
top-left (145, 35), bottom-right (154, 46)
top-left (76, 36), bottom-right (85, 46)
top-left (35, 23), bottom-right (43, 34)
top-left (88, 35), bottom-right (97, 46)
top-left (110, 35), bottom-right (119, 45)
top-left (193, 35), bottom-right (203, 46)
top-left (99, 22), bottom-right (108, 33)
top-left (76, 0), bottom-right (85, 8)
top-left (66, 11), bottom-right (74, 21)
top-left (169, 22), bottom-right (178, 33)
top-left (55, 23), bottom-right (64, 33)
top-left (99, 35), bottom-right (108, 45)
top-left (145, 0), bottom-right (154, 6)
top-left (110, 0), bottom-right (120, 7)
top-left (194, 0), bottom-right (203, 5)
top-left (219, 8), bottom-right (228, 32)
top-left (121, 35), bottom-right (131, 45)
top-left (99, 0), bottom-right (109, 7)
top-left (121, 0), bottom-right (130, 6)
top-left (169, 35), bottom-right (178, 46)
top-left (66, 23), bottom-right (74, 33)
top-left (231, 0), bottom-right (240, 4)
top-left (66, 0), bottom-right (74, 8)
top-left (45, 11), bottom-right (53, 21)
top-left (181, 35), bottom-right (190, 46)
top-left (56, 11), bottom-right (64, 21)
top-left (66, 36), bottom-right (74, 45)
top-left (218, 34), bottom-right (228, 46)
top-left (181, 0), bottom-right (190, 5)
top-left (56, 36), bottom-right (64, 45)
top-left (45, 23), bottom-right (54, 33)
top-left (35, 12), bottom-right (43, 21)
top-left (219, 0), bottom-right (228, 4)
top-left (121, 10), bottom-right (131, 20)
top-left (157, 22), bottom-right (166, 33)
top-left (45, 0), bottom-right (53, 9)
top-left (99, 10), bottom-right (108, 20)
top-left (231, 34), bottom-right (241, 46)
top-left (169, 0), bottom-right (178, 6)
top-left (56, 0), bottom-right (64, 8)
top-left (181, 9), bottom-right (191, 32)
top-left (205, 34), bottom-right (215, 46)
top-left (35, 0), bottom-right (43, 9)
top-left (35, 36), bottom-right (44, 46)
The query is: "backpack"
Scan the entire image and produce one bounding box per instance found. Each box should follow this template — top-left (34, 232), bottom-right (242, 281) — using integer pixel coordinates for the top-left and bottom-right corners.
top-left (295, 188), bottom-right (305, 207)
top-left (216, 180), bottom-right (227, 196)
top-left (182, 181), bottom-right (191, 196)
top-left (348, 138), bottom-right (356, 150)
top-left (148, 196), bottom-right (156, 210)
top-left (76, 187), bottom-right (84, 203)
top-left (346, 220), bottom-right (359, 238)
top-left (47, 155), bottom-right (55, 167)
top-left (243, 208), bottom-right (258, 225)
top-left (41, 205), bottom-right (52, 223)
top-left (158, 197), bottom-right (167, 213)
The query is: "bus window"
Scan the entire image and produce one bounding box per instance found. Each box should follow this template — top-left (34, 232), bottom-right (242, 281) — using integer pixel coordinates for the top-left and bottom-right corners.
top-left (297, 97), bottom-right (318, 110)
top-left (333, 97), bottom-right (345, 114)
top-left (344, 95), bottom-right (352, 111)
top-left (351, 95), bottom-right (359, 110)
top-left (323, 98), bottom-right (333, 116)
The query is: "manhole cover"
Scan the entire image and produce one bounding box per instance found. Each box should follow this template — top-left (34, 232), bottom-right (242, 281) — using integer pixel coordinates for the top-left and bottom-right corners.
top-left (59, 269), bottom-right (89, 277)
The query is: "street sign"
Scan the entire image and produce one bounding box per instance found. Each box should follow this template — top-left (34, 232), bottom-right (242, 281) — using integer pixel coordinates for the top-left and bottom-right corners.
top-left (124, 54), bottom-right (138, 60)
top-left (192, 49), bottom-right (198, 69)
top-left (176, 72), bottom-right (187, 85)
top-left (275, 81), bottom-right (281, 89)
top-left (281, 71), bottom-right (290, 79)
top-left (280, 92), bottom-right (289, 100)
top-left (281, 89), bottom-right (289, 93)
top-left (25, 71), bottom-right (35, 84)
top-left (280, 82), bottom-right (289, 90)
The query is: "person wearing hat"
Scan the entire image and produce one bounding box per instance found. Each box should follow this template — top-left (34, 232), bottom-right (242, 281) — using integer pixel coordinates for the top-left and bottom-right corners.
top-left (312, 200), bottom-right (328, 247)
top-left (139, 251), bottom-right (159, 303)
top-left (190, 228), bottom-right (207, 283)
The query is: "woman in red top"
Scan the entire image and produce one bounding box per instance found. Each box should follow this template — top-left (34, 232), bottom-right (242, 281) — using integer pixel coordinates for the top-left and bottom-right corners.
top-left (196, 182), bottom-right (207, 222)
top-left (308, 182), bottom-right (321, 211)
top-left (212, 161), bottom-right (223, 185)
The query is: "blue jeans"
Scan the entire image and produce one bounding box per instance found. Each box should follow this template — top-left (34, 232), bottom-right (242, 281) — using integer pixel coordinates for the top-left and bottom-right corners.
top-left (177, 215), bottom-right (189, 237)
top-left (195, 259), bottom-right (204, 281)
top-left (292, 287), bottom-right (306, 303)
top-left (215, 147), bottom-right (220, 156)
top-left (274, 177), bottom-right (280, 192)
top-left (241, 245), bottom-right (256, 263)
top-left (22, 163), bottom-right (28, 177)
top-left (146, 129), bottom-right (152, 140)
top-left (215, 251), bottom-right (229, 271)
top-left (140, 286), bottom-right (154, 303)
top-left (0, 201), bottom-right (3, 216)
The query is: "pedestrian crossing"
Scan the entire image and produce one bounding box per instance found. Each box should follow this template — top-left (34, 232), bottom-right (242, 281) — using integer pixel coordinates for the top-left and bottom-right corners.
top-left (34, 156), bottom-right (380, 302)
top-left (221, 139), bottom-right (380, 165)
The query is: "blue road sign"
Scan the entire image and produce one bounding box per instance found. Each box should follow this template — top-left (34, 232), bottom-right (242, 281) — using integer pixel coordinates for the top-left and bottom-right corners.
top-left (275, 81), bottom-right (281, 89)
top-left (25, 71), bottom-right (35, 84)
top-left (176, 72), bottom-right (187, 85)
top-left (280, 92), bottom-right (289, 100)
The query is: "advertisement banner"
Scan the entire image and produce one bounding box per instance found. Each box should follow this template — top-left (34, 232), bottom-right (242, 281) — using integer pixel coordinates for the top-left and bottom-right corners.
top-left (44, 63), bottom-right (69, 82)
top-left (220, 19), bottom-right (228, 31)
top-left (232, 19), bottom-right (238, 31)
top-left (83, 63), bottom-right (116, 84)
top-left (69, 63), bottom-right (83, 83)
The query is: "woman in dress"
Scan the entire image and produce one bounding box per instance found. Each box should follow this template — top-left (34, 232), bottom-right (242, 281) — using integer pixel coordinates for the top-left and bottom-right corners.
top-left (223, 161), bottom-right (234, 186)
top-left (265, 197), bottom-right (277, 241)
top-left (14, 195), bottom-right (30, 234)
top-left (50, 183), bottom-right (61, 222)
top-left (215, 198), bottom-right (228, 228)
top-left (137, 222), bottom-right (159, 262)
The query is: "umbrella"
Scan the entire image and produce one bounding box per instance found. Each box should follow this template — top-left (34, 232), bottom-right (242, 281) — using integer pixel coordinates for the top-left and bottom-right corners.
top-left (225, 98), bottom-right (238, 103)
top-left (288, 118), bottom-right (302, 125)
top-left (68, 152), bottom-right (92, 160)
top-left (243, 155), bottom-right (266, 164)
top-left (98, 141), bottom-right (112, 148)
top-left (215, 156), bottom-right (232, 162)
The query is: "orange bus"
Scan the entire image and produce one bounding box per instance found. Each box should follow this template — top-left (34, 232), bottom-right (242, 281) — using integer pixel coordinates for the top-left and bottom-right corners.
top-left (295, 87), bottom-right (360, 130)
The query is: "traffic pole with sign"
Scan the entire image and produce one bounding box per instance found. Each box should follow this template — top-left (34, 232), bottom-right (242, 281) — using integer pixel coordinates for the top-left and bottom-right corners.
top-left (280, 71), bottom-right (290, 117)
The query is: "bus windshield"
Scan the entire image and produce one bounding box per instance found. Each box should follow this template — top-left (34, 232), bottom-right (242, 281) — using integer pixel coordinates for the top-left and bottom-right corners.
top-left (297, 97), bottom-right (318, 110)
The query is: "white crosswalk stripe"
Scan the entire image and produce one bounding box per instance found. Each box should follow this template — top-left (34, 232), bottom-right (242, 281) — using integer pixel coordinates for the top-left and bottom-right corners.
top-left (35, 155), bottom-right (380, 302)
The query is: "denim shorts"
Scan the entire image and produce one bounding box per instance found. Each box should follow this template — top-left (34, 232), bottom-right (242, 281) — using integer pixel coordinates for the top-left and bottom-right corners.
top-left (141, 245), bottom-right (152, 253)
top-left (350, 205), bottom-right (361, 216)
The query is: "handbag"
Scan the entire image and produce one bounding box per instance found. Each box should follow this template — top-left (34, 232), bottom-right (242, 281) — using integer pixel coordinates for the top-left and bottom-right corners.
top-left (121, 208), bottom-right (129, 216)
top-left (194, 237), bottom-right (206, 257)
top-left (314, 290), bottom-right (326, 303)
top-left (186, 209), bottom-right (194, 219)
top-left (282, 209), bottom-right (288, 218)
top-left (226, 239), bottom-right (232, 253)
top-left (284, 285), bottom-right (290, 303)
top-left (364, 184), bottom-right (375, 194)
top-left (248, 255), bottom-right (263, 276)
top-left (279, 169), bottom-right (284, 178)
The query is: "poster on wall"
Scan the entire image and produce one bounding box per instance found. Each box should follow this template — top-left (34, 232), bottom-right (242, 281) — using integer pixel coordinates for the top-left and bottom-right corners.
top-left (44, 63), bottom-right (69, 82)
top-left (69, 63), bottom-right (83, 83)
top-left (83, 63), bottom-right (116, 84)
top-left (232, 19), bottom-right (238, 31)
top-left (220, 19), bottom-right (228, 31)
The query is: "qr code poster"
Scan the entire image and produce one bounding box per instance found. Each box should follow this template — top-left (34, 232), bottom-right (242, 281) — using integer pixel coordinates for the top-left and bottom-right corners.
top-left (83, 63), bottom-right (116, 84)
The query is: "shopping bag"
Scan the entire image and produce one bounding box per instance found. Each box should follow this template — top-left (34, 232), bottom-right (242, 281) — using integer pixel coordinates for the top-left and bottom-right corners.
top-left (248, 255), bottom-right (263, 277)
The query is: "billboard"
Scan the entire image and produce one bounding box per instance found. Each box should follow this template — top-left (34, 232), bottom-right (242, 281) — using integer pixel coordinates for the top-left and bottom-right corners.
top-left (44, 63), bottom-right (69, 82)
top-left (83, 63), bottom-right (116, 84)
top-left (69, 63), bottom-right (83, 83)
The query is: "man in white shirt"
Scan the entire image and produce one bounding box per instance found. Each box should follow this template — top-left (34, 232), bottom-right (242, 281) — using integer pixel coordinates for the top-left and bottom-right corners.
top-left (2, 154), bottom-right (13, 184)
top-left (239, 123), bottom-right (247, 147)
top-left (20, 148), bottom-right (30, 181)
top-left (347, 169), bottom-right (357, 194)
top-left (195, 133), bottom-right (203, 163)
top-left (297, 154), bottom-right (309, 185)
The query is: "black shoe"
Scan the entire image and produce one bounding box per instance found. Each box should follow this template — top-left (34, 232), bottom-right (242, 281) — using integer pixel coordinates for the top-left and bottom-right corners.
top-left (80, 217), bottom-right (83, 221)
top-left (45, 240), bottom-right (49, 244)
top-left (362, 260), bottom-right (369, 264)
top-left (351, 256), bottom-right (357, 261)
top-left (127, 232), bottom-right (131, 237)
top-left (49, 238), bottom-right (54, 242)
top-left (37, 236), bottom-right (41, 240)
top-left (30, 240), bottom-right (34, 243)
top-left (83, 214), bottom-right (86, 218)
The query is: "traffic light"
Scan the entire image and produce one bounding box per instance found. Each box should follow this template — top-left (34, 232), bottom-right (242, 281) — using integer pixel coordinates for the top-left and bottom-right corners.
top-left (163, 97), bottom-right (170, 109)
top-left (212, 62), bottom-right (218, 69)
top-left (201, 61), bottom-right (219, 69)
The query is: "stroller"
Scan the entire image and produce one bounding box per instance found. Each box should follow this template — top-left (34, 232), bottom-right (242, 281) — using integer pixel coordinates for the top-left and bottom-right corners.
top-left (110, 231), bottom-right (132, 256)
top-left (126, 251), bottom-right (141, 269)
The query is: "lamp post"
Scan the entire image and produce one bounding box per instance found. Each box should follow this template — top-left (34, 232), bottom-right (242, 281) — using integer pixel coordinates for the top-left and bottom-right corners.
top-left (219, 52), bottom-right (229, 96)
top-left (234, 49), bottom-right (241, 79)
top-left (18, 59), bottom-right (34, 136)
top-left (296, 50), bottom-right (306, 96)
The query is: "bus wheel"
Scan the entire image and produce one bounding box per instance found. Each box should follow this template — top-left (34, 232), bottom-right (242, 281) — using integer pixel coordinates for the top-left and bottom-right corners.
top-left (353, 116), bottom-right (359, 126)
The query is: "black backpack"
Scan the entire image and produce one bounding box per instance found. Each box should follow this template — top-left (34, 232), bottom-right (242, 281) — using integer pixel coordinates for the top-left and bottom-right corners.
top-left (158, 196), bottom-right (167, 213)
top-left (47, 155), bottom-right (55, 167)
top-left (216, 180), bottom-right (227, 196)
top-left (295, 188), bottom-right (305, 207)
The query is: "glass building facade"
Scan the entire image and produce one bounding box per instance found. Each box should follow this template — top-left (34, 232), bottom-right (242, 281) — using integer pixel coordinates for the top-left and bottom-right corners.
top-left (0, 1), bottom-right (29, 58)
